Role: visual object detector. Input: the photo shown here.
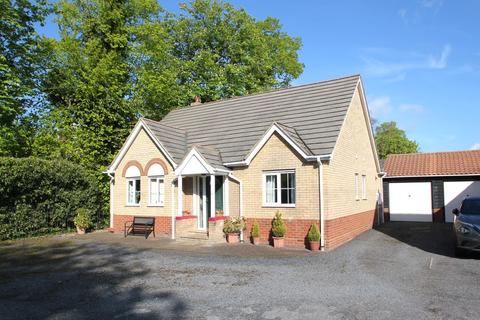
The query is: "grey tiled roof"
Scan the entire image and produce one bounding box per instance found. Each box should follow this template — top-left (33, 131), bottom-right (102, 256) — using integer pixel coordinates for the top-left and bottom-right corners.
top-left (143, 75), bottom-right (360, 165)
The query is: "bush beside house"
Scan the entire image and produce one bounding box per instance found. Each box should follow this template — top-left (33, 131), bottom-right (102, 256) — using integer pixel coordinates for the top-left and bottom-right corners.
top-left (0, 157), bottom-right (103, 240)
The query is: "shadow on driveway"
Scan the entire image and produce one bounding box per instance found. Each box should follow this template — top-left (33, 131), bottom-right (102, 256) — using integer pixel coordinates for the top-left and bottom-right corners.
top-left (376, 221), bottom-right (480, 259)
top-left (0, 239), bottom-right (188, 319)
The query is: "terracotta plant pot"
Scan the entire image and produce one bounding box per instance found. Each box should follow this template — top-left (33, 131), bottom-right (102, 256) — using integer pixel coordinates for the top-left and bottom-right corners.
top-left (227, 233), bottom-right (239, 244)
top-left (309, 240), bottom-right (320, 251)
top-left (252, 236), bottom-right (260, 245)
top-left (273, 237), bottom-right (284, 248)
top-left (76, 226), bottom-right (86, 235)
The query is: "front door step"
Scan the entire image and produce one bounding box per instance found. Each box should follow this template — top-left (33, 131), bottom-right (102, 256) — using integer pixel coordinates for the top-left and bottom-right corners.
top-left (178, 231), bottom-right (209, 241)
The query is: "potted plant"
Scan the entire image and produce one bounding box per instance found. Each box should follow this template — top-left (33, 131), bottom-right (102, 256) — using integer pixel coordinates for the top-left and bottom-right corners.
top-left (215, 209), bottom-right (224, 218)
top-left (251, 220), bottom-right (260, 245)
top-left (223, 216), bottom-right (246, 244)
top-left (74, 208), bottom-right (93, 235)
top-left (271, 211), bottom-right (287, 248)
top-left (182, 209), bottom-right (191, 216)
top-left (307, 224), bottom-right (321, 251)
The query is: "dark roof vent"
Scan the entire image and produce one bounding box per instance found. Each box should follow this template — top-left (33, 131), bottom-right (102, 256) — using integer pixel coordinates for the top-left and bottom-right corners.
top-left (190, 95), bottom-right (202, 106)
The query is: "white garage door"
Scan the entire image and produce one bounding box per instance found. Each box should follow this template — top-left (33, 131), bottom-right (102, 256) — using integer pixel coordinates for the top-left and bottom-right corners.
top-left (389, 182), bottom-right (432, 222)
top-left (444, 181), bottom-right (480, 222)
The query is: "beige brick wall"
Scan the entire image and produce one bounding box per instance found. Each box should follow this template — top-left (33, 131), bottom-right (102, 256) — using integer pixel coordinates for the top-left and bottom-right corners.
top-left (113, 128), bottom-right (177, 217)
top-left (228, 177), bottom-right (240, 217)
top-left (323, 86), bottom-right (381, 220)
top-left (232, 133), bottom-right (320, 220)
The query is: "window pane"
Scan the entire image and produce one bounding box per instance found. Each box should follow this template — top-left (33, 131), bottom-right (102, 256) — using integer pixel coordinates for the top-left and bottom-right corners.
top-left (265, 175), bottom-right (277, 203)
top-left (159, 178), bottom-right (164, 204)
top-left (289, 173), bottom-right (295, 189)
top-left (281, 189), bottom-right (288, 203)
top-left (281, 173), bottom-right (288, 188)
top-left (289, 187), bottom-right (295, 204)
top-left (150, 178), bottom-right (158, 204)
top-left (135, 179), bottom-right (141, 204)
top-left (128, 180), bottom-right (134, 204)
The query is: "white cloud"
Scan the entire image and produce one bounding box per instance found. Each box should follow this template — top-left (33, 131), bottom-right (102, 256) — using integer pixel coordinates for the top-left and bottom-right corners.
top-left (369, 96), bottom-right (393, 116)
top-left (471, 143), bottom-right (480, 150)
top-left (399, 104), bottom-right (425, 113)
top-left (421, 0), bottom-right (443, 9)
top-left (398, 8), bottom-right (408, 23)
top-left (360, 44), bottom-right (452, 80)
top-left (428, 44), bottom-right (451, 69)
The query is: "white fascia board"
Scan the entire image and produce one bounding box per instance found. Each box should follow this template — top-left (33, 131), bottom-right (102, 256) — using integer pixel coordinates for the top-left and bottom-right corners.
top-left (108, 120), bottom-right (177, 173)
top-left (357, 80), bottom-right (382, 174)
top-left (174, 147), bottom-right (215, 176)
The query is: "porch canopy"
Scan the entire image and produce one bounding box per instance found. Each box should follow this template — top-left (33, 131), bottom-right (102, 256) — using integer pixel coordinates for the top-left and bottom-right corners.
top-left (174, 146), bottom-right (230, 218)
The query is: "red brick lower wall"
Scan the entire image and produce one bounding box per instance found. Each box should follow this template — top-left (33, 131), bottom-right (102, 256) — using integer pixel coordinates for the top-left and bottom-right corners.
top-left (113, 215), bottom-right (171, 236)
top-left (245, 218), bottom-right (319, 248)
top-left (324, 210), bottom-right (375, 250)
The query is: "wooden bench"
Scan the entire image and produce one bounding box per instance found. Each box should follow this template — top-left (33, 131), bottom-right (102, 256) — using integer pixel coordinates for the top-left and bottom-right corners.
top-left (124, 217), bottom-right (156, 239)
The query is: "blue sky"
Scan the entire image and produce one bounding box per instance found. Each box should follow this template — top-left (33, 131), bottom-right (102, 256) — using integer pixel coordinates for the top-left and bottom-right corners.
top-left (39, 0), bottom-right (480, 152)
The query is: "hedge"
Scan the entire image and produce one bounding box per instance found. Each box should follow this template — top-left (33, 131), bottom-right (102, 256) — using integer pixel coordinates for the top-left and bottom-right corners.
top-left (0, 157), bottom-right (104, 240)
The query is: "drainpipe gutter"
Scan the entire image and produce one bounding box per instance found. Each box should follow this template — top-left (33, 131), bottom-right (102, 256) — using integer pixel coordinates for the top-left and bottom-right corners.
top-left (171, 178), bottom-right (177, 240)
top-left (228, 173), bottom-right (244, 242)
top-left (317, 158), bottom-right (325, 251)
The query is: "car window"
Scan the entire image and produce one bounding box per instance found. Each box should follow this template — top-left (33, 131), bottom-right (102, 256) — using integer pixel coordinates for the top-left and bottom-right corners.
top-left (461, 199), bottom-right (480, 215)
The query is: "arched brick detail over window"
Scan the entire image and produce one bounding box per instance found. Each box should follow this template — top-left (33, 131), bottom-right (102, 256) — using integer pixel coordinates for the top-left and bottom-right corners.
top-left (122, 160), bottom-right (144, 177)
top-left (145, 158), bottom-right (169, 175)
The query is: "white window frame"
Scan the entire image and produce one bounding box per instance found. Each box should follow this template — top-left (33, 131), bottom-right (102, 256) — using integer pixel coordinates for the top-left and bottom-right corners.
top-left (126, 177), bottom-right (141, 206)
top-left (361, 175), bottom-right (367, 200)
top-left (148, 175), bottom-right (165, 206)
top-left (355, 173), bottom-right (360, 201)
top-left (262, 170), bottom-right (296, 207)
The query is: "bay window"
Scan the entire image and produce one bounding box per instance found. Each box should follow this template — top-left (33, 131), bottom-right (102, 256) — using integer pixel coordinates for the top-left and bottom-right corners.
top-left (263, 171), bottom-right (295, 206)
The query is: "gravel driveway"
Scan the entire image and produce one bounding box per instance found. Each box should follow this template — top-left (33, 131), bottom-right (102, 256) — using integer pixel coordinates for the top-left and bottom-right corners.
top-left (1, 222), bottom-right (479, 320)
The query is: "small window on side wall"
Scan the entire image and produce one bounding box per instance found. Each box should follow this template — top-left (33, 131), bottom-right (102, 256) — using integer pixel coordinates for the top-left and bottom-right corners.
top-left (354, 173), bottom-right (359, 200)
top-left (125, 165), bottom-right (141, 205)
top-left (362, 175), bottom-right (367, 200)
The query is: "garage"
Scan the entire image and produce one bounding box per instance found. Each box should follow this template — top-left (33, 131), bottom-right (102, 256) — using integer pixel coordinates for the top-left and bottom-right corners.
top-left (383, 150), bottom-right (480, 223)
top-left (389, 182), bottom-right (432, 222)
top-left (444, 181), bottom-right (480, 222)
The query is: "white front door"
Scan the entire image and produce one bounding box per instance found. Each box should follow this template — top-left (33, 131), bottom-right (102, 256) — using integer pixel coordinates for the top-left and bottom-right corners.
top-left (389, 182), bottom-right (432, 222)
top-left (197, 176), bottom-right (208, 230)
top-left (444, 181), bottom-right (480, 223)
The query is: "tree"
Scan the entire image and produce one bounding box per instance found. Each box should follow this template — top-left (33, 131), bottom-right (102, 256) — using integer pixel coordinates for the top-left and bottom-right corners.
top-left (0, 0), bottom-right (49, 156)
top-left (375, 121), bottom-right (419, 159)
top-left (133, 0), bottom-right (304, 118)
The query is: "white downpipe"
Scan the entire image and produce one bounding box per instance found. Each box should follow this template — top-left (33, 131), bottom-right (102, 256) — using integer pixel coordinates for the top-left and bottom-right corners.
top-left (228, 174), bottom-right (244, 242)
top-left (171, 179), bottom-right (176, 239)
top-left (318, 159), bottom-right (325, 250)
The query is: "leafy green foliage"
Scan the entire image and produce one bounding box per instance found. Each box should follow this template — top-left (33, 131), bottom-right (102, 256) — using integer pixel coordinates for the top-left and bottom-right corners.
top-left (0, 157), bottom-right (103, 240)
top-left (0, 0), bottom-right (49, 157)
top-left (271, 210), bottom-right (286, 237)
top-left (307, 224), bottom-right (320, 241)
top-left (74, 208), bottom-right (93, 230)
top-left (222, 216), bottom-right (246, 234)
top-left (251, 220), bottom-right (260, 238)
top-left (375, 121), bottom-right (419, 159)
top-left (133, 0), bottom-right (304, 119)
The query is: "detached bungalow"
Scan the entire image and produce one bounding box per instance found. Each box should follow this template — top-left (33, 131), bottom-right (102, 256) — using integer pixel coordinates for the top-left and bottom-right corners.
top-left (106, 75), bottom-right (383, 250)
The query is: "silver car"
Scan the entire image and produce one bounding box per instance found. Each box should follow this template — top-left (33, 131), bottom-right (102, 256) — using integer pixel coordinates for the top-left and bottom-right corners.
top-left (453, 197), bottom-right (480, 255)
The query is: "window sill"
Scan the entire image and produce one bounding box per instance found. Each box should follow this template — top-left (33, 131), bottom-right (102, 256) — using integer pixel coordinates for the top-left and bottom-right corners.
top-left (262, 204), bottom-right (296, 208)
top-left (147, 204), bottom-right (164, 207)
top-left (125, 204), bottom-right (140, 207)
